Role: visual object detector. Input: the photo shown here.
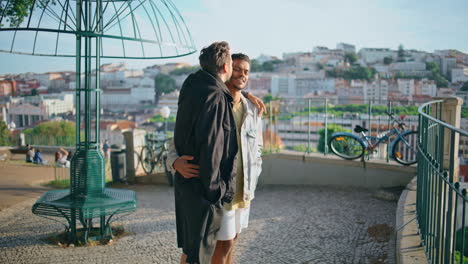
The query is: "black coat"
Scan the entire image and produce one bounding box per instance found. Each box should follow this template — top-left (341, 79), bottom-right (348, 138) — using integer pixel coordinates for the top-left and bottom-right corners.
top-left (174, 70), bottom-right (238, 264)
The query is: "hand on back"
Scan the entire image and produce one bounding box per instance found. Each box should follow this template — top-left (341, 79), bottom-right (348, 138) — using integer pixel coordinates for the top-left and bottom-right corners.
top-left (173, 155), bottom-right (200, 179)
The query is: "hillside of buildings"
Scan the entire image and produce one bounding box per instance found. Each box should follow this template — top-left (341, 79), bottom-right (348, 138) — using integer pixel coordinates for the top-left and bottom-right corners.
top-left (1, 42), bottom-right (468, 149)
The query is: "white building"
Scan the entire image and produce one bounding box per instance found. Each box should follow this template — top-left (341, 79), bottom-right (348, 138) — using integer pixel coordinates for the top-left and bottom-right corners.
top-left (312, 46), bottom-right (345, 62)
top-left (397, 79), bottom-right (415, 96)
top-left (336, 43), bottom-right (356, 54)
top-left (256, 54), bottom-right (279, 64)
top-left (295, 77), bottom-right (335, 96)
top-left (101, 87), bottom-right (155, 107)
top-left (271, 75), bottom-right (296, 96)
top-left (8, 103), bottom-right (47, 128)
top-left (415, 79), bottom-right (437, 97)
top-left (358, 48), bottom-right (397, 65)
top-left (452, 67), bottom-right (468, 83)
top-left (390, 62), bottom-right (431, 77)
top-left (364, 80), bottom-right (389, 103)
top-left (8, 93), bottom-right (74, 128)
top-left (440, 57), bottom-right (457, 77)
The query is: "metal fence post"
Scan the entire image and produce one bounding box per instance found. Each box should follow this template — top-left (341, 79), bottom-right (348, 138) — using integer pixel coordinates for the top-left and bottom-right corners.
top-left (307, 99), bottom-right (311, 154)
top-left (324, 98), bottom-right (328, 155)
top-left (269, 102), bottom-right (273, 153)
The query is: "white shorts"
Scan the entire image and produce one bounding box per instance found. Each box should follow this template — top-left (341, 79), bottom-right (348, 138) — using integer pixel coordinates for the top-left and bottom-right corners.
top-left (216, 206), bottom-right (250, 241)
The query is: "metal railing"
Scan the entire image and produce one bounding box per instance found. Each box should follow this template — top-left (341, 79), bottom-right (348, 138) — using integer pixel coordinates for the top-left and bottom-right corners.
top-left (263, 97), bottom-right (420, 162)
top-left (417, 99), bottom-right (468, 264)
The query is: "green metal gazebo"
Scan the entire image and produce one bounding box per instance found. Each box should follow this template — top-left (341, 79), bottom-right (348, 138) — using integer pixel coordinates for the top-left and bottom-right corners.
top-left (0, 0), bottom-right (195, 243)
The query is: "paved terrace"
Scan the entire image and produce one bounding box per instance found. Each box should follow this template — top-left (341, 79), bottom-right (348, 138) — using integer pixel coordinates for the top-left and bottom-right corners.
top-left (0, 183), bottom-right (397, 264)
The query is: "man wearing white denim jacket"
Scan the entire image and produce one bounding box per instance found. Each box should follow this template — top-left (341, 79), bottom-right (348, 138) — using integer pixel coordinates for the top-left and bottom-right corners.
top-left (167, 53), bottom-right (263, 264)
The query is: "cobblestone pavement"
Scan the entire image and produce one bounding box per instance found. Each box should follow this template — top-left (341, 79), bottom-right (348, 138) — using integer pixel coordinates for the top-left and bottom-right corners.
top-left (0, 185), bottom-right (396, 264)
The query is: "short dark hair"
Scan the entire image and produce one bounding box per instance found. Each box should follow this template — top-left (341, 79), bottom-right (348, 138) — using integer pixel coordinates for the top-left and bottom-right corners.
top-left (231, 53), bottom-right (250, 64)
top-left (199, 41), bottom-right (231, 74)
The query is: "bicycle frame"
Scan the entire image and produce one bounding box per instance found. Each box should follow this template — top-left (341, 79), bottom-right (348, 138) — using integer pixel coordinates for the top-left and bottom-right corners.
top-left (330, 111), bottom-right (417, 160)
top-left (360, 126), bottom-right (410, 151)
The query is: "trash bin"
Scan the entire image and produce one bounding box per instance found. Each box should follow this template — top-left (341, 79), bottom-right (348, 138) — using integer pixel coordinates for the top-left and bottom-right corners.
top-left (111, 149), bottom-right (127, 182)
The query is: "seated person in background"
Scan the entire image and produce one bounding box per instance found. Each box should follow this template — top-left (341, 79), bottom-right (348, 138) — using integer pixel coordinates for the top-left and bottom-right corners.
top-left (55, 148), bottom-right (70, 168)
top-left (66, 150), bottom-right (73, 161)
top-left (26, 144), bottom-right (34, 163)
top-left (33, 148), bottom-right (47, 165)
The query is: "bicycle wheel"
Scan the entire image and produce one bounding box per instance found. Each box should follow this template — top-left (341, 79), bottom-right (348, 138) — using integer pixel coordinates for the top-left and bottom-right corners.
top-left (163, 155), bottom-right (174, 186)
top-left (392, 131), bottom-right (418, 166)
top-left (140, 146), bottom-right (154, 175)
top-left (328, 135), bottom-right (365, 160)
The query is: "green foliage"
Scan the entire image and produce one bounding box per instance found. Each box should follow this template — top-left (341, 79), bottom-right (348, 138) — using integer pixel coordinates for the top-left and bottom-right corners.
top-left (455, 251), bottom-right (468, 264)
top-left (462, 107), bottom-right (468, 118)
top-left (0, 0), bottom-right (34, 27)
top-left (327, 66), bottom-right (377, 81)
top-left (397, 44), bottom-right (405, 61)
top-left (426, 62), bottom-right (438, 73)
top-left (461, 82), bottom-right (468, 92)
top-left (455, 228), bottom-right (468, 262)
top-left (345, 52), bottom-right (358, 65)
top-left (154, 74), bottom-right (176, 104)
top-left (155, 74), bottom-right (176, 94)
top-left (0, 121), bottom-right (10, 146)
top-left (169, 66), bottom-right (200, 76)
top-left (263, 94), bottom-right (281, 104)
top-left (149, 114), bottom-right (176, 123)
top-left (46, 179), bottom-right (70, 189)
top-left (250, 59), bottom-right (262, 72)
top-left (292, 144), bottom-right (317, 153)
top-left (24, 121), bottom-right (75, 137)
top-left (383, 57), bottom-right (393, 65)
top-left (23, 121), bottom-right (75, 146)
top-left (262, 61), bottom-right (274, 72)
top-left (250, 59), bottom-right (282, 72)
top-left (394, 71), bottom-right (423, 80)
top-left (425, 62), bottom-right (449, 88)
top-left (318, 124), bottom-right (349, 153)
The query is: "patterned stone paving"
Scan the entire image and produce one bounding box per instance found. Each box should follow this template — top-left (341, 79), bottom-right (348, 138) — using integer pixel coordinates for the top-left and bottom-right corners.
top-left (0, 185), bottom-right (396, 264)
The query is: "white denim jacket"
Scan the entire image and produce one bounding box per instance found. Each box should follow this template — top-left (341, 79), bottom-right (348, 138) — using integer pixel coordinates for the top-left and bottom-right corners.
top-left (167, 94), bottom-right (263, 202)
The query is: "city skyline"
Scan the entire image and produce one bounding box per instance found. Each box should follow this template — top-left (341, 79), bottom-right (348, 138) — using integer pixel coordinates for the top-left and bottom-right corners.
top-left (0, 0), bottom-right (467, 74)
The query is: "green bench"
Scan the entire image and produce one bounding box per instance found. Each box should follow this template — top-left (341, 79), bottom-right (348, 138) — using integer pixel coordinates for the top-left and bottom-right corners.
top-left (32, 147), bottom-right (137, 244)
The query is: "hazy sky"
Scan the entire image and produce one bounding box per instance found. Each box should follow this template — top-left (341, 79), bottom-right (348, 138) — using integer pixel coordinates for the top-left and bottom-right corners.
top-left (0, 0), bottom-right (467, 74)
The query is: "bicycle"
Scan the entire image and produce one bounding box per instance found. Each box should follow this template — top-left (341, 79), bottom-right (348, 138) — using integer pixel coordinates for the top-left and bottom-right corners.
top-left (328, 111), bottom-right (418, 166)
top-left (140, 133), bottom-right (174, 186)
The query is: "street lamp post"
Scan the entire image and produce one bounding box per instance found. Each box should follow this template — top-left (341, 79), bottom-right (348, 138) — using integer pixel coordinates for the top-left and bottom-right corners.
top-left (160, 106), bottom-right (171, 137)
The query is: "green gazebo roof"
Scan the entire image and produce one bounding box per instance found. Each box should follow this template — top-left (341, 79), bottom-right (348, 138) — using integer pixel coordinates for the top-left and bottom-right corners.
top-left (0, 0), bottom-right (196, 58)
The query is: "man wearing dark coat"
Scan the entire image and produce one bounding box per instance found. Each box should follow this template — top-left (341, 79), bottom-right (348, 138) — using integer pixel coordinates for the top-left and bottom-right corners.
top-left (174, 41), bottom-right (238, 264)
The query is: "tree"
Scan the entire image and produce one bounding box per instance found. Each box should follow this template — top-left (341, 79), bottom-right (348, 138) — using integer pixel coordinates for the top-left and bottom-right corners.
top-left (344, 52), bottom-right (358, 65)
top-left (0, 0), bottom-right (35, 27)
top-left (426, 62), bottom-right (449, 88)
top-left (154, 74), bottom-right (176, 105)
top-left (250, 59), bottom-right (262, 72)
top-left (0, 121), bottom-right (10, 146)
top-left (461, 82), bottom-right (468, 92)
top-left (23, 121), bottom-right (76, 146)
top-left (31, 89), bottom-right (38, 96)
top-left (169, 66), bottom-right (200, 76)
top-left (262, 61), bottom-right (274, 72)
top-left (263, 94), bottom-right (280, 104)
top-left (397, 44), bottom-right (405, 61)
top-left (318, 124), bottom-right (349, 153)
top-left (383, 57), bottom-right (393, 65)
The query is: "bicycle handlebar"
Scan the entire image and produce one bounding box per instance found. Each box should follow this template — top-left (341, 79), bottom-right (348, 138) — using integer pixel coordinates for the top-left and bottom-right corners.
top-left (386, 111), bottom-right (406, 129)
